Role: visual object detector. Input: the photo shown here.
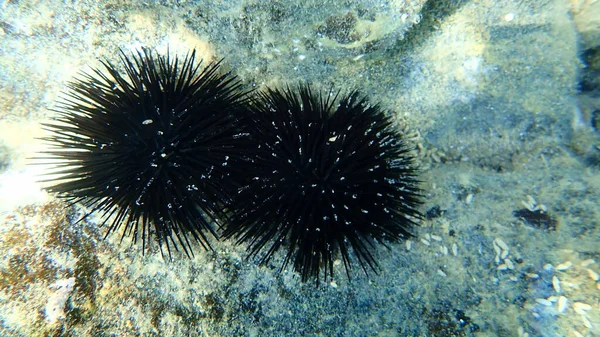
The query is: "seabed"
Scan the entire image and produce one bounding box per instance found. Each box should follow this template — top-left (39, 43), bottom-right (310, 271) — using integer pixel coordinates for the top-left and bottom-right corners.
top-left (0, 0), bottom-right (599, 336)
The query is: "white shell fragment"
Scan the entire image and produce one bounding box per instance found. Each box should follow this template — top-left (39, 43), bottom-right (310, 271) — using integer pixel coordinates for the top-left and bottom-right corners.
top-left (535, 298), bottom-right (552, 306)
top-left (518, 326), bottom-right (530, 337)
top-left (504, 259), bottom-right (514, 270)
top-left (581, 315), bottom-right (592, 329)
top-left (493, 245), bottom-right (501, 264)
top-left (586, 268), bottom-right (599, 281)
top-left (573, 302), bottom-right (592, 315)
top-left (552, 276), bottom-right (561, 293)
top-left (557, 296), bottom-right (568, 313)
top-left (430, 234), bottom-right (442, 242)
top-left (494, 238), bottom-right (509, 251)
top-left (556, 261), bottom-right (572, 271)
top-left (492, 238), bottom-right (510, 267)
top-left (440, 245), bottom-right (448, 255)
top-left (520, 195), bottom-right (548, 213)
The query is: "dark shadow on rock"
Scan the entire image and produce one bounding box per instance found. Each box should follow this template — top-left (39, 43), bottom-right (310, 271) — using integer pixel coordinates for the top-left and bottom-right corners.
top-left (385, 0), bottom-right (471, 61)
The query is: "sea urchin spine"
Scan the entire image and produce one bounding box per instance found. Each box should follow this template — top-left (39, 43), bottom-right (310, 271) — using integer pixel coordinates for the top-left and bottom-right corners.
top-left (40, 49), bottom-right (251, 257)
top-left (223, 85), bottom-right (422, 283)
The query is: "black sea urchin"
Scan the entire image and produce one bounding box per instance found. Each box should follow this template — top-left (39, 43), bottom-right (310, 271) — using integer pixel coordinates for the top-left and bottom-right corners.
top-left (222, 85), bottom-right (422, 282)
top-left (41, 49), bottom-right (250, 257)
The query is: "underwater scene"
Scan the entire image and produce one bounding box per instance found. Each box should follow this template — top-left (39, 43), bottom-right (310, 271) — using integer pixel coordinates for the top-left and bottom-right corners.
top-left (0, 0), bottom-right (599, 336)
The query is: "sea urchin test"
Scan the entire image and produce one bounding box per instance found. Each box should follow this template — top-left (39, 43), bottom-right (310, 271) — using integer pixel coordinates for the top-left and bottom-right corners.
top-left (40, 49), bottom-right (251, 257)
top-left (222, 85), bottom-right (423, 283)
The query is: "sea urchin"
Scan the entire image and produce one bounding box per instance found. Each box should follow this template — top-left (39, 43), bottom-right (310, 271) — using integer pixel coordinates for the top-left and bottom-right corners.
top-left (222, 85), bottom-right (422, 283)
top-left (40, 49), bottom-right (250, 257)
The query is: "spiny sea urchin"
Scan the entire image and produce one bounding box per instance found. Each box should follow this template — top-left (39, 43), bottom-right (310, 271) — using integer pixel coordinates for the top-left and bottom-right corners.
top-left (40, 49), bottom-right (250, 257)
top-left (222, 85), bottom-right (422, 283)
